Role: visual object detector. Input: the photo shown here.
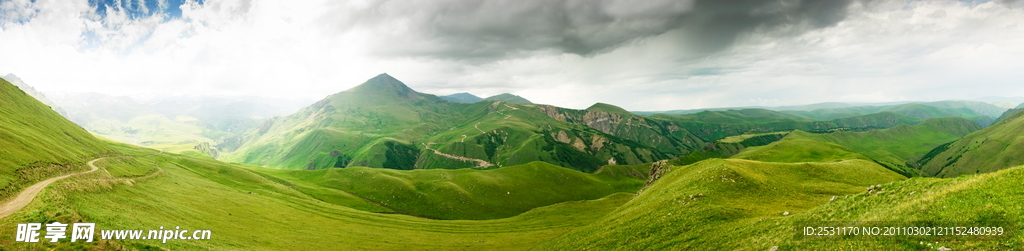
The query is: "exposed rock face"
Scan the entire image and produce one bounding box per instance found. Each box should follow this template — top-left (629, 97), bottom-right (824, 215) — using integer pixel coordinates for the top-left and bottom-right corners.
top-left (583, 110), bottom-right (621, 135)
top-left (590, 135), bottom-right (608, 151)
top-left (638, 160), bottom-right (671, 194)
top-left (555, 131), bottom-right (571, 143)
top-left (572, 138), bottom-right (587, 152)
top-left (538, 105), bottom-right (566, 122)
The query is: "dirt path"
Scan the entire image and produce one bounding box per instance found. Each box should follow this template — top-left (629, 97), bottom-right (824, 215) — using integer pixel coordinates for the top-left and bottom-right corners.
top-left (474, 122), bottom-right (486, 134)
top-left (0, 158), bottom-right (105, 219)
top-left (422, 143), bottom-right (494, 168)
top-left (0, 151), bottom-right (163, 219)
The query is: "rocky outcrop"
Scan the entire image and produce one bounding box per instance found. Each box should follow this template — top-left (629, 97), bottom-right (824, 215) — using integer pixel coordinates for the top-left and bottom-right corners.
top-left (637, 160), bottom-right (671, 194)
top-left (538, 105), bottom-right (566, 122)
top-left (583, 110), bottom-right (621, 135)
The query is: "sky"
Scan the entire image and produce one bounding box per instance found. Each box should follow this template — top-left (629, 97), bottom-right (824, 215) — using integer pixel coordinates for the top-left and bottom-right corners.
top-left (1, 0), bottom-right (1024, 111)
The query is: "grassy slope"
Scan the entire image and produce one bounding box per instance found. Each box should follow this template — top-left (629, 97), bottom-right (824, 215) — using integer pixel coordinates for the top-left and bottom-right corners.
top-left (483, 93), bottom-right (533, 104)
top-left (730, 130), bottom-right (872, 163)
top-left (0, 149), bottom-right (635, 250)
top-left (539, 160), bottom-right (1024, 250)
top-left (249, 161), bottom-right (649, 220)
top-left (221, 74), bottom-right (467, 170)
top-left (0, 78), bottom-right (112, 199)
top-left (418, 101), bottom-right (666, 172)
top-left (797, 118), bottom-right (979, 176)
top-left (225, 75), bottom-right (667, 172)
top-left (920, 108), bottom-right (1024, 177)
top-left (535, 158), bottom-right (907, 250)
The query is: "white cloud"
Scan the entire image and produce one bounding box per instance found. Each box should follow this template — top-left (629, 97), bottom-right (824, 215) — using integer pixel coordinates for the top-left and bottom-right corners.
top-left (1, 0), bottom-right (1024, 112)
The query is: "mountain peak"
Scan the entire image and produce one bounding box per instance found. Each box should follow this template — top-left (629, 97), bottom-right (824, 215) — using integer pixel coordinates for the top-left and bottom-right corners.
top-left (344, 73), bottom-right (419, 99)
top-left (586, 103), bottom-right (630, 114)
top-left (483, 93), bottom-right (532, 104)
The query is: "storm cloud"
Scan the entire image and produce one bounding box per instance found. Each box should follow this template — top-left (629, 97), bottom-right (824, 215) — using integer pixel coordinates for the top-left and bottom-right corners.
top-left (332, 0), bottom-right (858, 60)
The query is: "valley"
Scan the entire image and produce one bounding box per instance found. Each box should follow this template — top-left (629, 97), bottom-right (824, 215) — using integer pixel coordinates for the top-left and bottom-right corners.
top-left (1, 74), bottom-right (1023, 250)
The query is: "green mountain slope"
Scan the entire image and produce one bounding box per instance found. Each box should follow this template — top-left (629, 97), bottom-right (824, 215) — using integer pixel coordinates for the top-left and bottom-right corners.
top-left (484, 93), bottom-right (533, 104)
top-left (535, 158), bottom-right (906, 250)
top-left (223, 74), bottom-right (668, 171)
top-left (538, 160), bottom-right (1024, 250)
top-left (222, 73), bottom-right (466, 170)
top-left (0, 78), bottom-right (112, 198)
top-left (995, 102), bottom-right (1024, 123)
top-left (0, 148), bottom-right (636, 250)
top-left (252, 161), bottom-right (649, 220)
top-left (223, 74), bottom-right (943, 172)
top-left (672, 131), bottom-right (788, 165)
top-left (730, 130), bottom-right (872, 163)
top-left (416, 101), bottom-right (667, 172)
top-left (1, 74), bottom-right (67, 118)
top-left (918, 108), bottom-right (1024, 177)
top-left (797, 117), bottom-right (979, 176)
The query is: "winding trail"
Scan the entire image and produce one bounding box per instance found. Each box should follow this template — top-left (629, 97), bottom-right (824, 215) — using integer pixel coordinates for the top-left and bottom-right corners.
top-left (0, 151), bottom-right (162, 219)
top-left (0, 158), bottom-right (105, 219)
top-left (422, 143), bottom-right (494, 168)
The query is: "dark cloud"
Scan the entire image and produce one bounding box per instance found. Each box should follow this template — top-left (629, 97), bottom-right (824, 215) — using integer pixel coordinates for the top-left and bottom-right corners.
top-left (326, 0), bottom-right (857, 61)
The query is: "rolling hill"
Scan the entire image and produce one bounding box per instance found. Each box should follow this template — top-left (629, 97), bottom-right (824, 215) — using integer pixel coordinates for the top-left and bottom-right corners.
top-left (535, 158), bottom-right (907, 250)
top-left (484, 93), bottom-right (533, 104)
top-left (797, 118), bottom-right (980, 176)
top-left (249, 161), bottom-right (650, 220)
top-left (0, 77), bottom-right (112, 199)
top-left (538, 158), bottom-right (1024, 250)
top-left (918, 108), bottom-right (1024, 177)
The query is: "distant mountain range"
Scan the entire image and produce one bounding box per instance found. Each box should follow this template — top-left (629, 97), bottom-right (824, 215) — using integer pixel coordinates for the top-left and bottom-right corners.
top-left (217, 73), bottom-right (997, 174)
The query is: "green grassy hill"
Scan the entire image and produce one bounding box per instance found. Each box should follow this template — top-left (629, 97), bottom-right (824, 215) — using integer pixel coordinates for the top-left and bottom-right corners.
top-left (672, 131), bottom-right (789, 165)
top-left (250, 161), bottom-right (649, 220)
top-left (415, 101), bottom-right (667, 172)
top-left (537, 159), bottom-right (1024, 250)
top-left (222, 74), bottom-right (669, 171)
top-left (483, 93), bottom-right (533, 104)
top-left (919, 108), bottom-right (1024, 177)
top-left (535, 158), bottom-right (907, 250)
top-left (0, 78), bottom-right (112, 199)
top-left (0, 149), bottom-right (637, 250)
top-left (2, 74), bottom-right (67, 118)
top-left (221, 73), bottom-right (468, 170)
top-left (994, 102), bottom-right (1024, 123)
top-left (730, 130), bottom-right (872, 163)
top-left (796, 117), bottom-right (979, 177)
